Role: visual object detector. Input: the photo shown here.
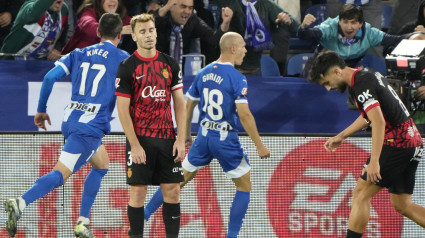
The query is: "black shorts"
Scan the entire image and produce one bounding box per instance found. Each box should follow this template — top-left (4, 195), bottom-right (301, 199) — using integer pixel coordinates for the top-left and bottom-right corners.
top-left (360, 145), bottom-right (423, 194)
top-left (126, 136), bottom-right (184, 185)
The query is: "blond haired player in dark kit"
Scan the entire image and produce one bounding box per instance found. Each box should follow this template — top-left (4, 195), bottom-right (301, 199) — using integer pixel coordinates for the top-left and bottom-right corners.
top-left (144, 32), bottom-right (270, 238)
top-left (308, 50), bottom-right (425, 238)
top-left (115, 13), bottom-right (186, 238)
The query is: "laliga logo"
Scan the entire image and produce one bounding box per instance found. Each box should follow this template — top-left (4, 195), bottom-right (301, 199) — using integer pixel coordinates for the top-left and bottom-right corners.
top-left (267, 139), bottom-right (402, 237)
top-left (141, 86), bottom-right (166, 98)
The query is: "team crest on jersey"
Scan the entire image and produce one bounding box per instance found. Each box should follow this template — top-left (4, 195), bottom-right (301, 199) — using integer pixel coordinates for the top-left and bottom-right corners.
top-left (241, 88), bottom-right (248, 95)
top-left (115, 78), bottom-right (120, 89)
top-left (127, 168), bottom-right (132, 178)
top-left (161, 68), bottom-right (169, 79)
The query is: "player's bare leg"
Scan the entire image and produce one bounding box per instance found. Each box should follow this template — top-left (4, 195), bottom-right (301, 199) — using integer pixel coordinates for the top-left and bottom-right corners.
top-left (347, 179), bottom-right (383, 236)
top-left (390, 193), bottom-right (425, 228)
top-left (227, 172), bottom-right (252, 238)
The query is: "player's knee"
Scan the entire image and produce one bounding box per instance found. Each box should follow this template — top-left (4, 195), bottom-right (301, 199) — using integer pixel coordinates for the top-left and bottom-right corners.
top-left (163, 185), bottom-right (181, 203)
top-left (351, 185), bottom-right (372, 203)
top-left (236, 179), bottom-right (252, 192)
top-left (391, 196), bottom-right (412, 215)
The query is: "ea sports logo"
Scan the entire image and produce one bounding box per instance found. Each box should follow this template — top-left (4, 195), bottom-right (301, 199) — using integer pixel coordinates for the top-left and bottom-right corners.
top-left (267, 139), bottom-right (402, 237)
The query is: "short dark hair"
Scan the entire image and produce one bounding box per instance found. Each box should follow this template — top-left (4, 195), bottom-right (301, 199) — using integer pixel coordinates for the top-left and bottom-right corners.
top-left (98, 13), bottom-right (123, 39)
top-left (339, 4), bottom-right (364, 23)
top-left (308, 50), bottom-right (347, 83)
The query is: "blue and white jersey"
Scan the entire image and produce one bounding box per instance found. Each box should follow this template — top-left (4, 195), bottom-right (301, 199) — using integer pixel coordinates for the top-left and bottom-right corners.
top-left (56, 41), bottom-right (129, 134)
top-left (187, 62), bottom-right (248, 140)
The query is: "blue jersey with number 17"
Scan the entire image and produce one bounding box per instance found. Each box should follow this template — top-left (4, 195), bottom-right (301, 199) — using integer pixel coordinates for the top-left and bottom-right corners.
top-left (187, 62), bottom-right (248, 137)
top-left (55, 41), bottom-right (129, 134)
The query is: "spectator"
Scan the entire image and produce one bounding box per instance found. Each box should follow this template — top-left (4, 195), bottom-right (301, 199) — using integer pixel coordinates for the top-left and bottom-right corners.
top-left (299, 4), bottom-right (403, 68)
top-left (0, 0), bottom-right (24, 48)
top-left (152, 0), bottom-right (233, 69)
top-left (327, 0), bottom-right (382, 29)
top-left (62, 0), bottom-right (131, 54)
top-left (396, 0), bottom-right (425, 35)
top-left (217, 0), bottom-right (299, 76)
top-left (1, 0), bottom-right (70, 60)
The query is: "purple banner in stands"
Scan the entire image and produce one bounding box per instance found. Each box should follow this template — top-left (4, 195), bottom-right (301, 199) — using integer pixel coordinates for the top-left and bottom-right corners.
top-left (0, 60), bottom-right (358, 133)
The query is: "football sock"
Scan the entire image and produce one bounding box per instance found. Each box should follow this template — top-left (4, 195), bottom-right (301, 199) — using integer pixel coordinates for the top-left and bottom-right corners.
top-left (162, 202), bottom-right (180, 238)
top-left (22, 170), bottom-right (63, 205)
top-left (227, 190), bottom-right (250, 238)
top-left (347, 229), bottom-right (363, 238)
top-left (80, 168), bottom-right (108, 218)
top-left (77, 216), bottom-right (90, 225)
top-left (145, 187), bottom-right (163, 221)
top-left (128, 205), bottom-right (144, 235)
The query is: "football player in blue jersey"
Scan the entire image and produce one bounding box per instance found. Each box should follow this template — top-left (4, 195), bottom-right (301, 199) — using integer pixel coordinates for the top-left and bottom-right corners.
top-left (3, 13), bottom-right (129, 238)
top-left (143, 32), bottom-right (270, 238)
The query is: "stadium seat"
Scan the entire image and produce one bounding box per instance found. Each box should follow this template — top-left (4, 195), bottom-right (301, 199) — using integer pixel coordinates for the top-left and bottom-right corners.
top-left (261, 55), bottom-right (280, 77)
top-left (286, 53), bottom-right (313, 76)
top-left (381, 4), bottom-right (393, 32)
top-left (302, 4), bottom-right (327, 28)
top-left (358, 54), bottom-right (387, 76)
top-left (183, 53), bottom-right (205, 76)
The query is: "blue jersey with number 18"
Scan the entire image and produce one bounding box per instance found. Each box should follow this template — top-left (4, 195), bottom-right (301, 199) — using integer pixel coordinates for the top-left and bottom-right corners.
top-left (55, 41), bottom-right (129, 134)
top-left (187, 62), bottom-right (248, 137)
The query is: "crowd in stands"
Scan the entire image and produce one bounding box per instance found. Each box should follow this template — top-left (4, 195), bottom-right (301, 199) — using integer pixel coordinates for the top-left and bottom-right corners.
top-left (0, 0), bottom-right (425, 77)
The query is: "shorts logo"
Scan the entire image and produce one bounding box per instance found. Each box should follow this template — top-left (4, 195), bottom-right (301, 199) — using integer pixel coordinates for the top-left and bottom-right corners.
top-left (172, 167), bottom-right (182, 173)
top-left (127, 168), bottom-right (132, 178)
top-left (267, 140), bottom-right (402, 237)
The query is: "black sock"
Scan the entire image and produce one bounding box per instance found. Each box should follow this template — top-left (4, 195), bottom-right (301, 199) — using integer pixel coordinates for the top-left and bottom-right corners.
top-left (347, 229), bottom-right (363, 238)
top-left (127, 205), bottom-right (144, 236)
top-left (162, 202), bottom-right (180, 238)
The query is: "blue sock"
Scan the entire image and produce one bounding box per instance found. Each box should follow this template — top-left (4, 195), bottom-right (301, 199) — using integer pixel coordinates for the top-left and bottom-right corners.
top-left (144, 187), bottom-right (163, 221)
top-left (22, 170), bottom-right (64, 205)
top-left (227, 190), bottom-right (250, 238)
top-left (80, 168), bottom-right (108, 218)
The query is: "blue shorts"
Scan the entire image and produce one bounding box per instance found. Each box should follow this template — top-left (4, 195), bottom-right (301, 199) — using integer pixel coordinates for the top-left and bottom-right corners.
top-left (59, 122), bottom-right (103, 173)
top-left (182, 132), bottom-right (250, 179)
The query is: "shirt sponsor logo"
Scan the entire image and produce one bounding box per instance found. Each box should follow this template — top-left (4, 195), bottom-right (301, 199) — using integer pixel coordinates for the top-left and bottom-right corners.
top-left (200, 119), bottom-right (233, 131)
top-left (357, 90), bottom-right (373, 103)
top-left (141, 86), bottom-right (166, 98)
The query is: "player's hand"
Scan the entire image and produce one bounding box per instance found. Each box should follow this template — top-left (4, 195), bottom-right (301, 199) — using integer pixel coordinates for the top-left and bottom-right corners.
top-left (0, 12), bottom-right (12, 28)
top-left (414, 25), bottom-right (425, 32)
top-left (324, 135), bottom-right (344, 152)
top-left (34, 112), bottom-right (51, 130)
top-left (275, 11), bottom-right (292, 25)
top-left (414, 86), bottom-right (425, 101)
top-left (363, 160), bottom-right (382, 184)
top-left (173, 138), bottom-right (185, 163)
top-left (257, 144), bottom-right (270, 159)
top-left (131, 144), bottom-right (146, 164)
top-left (301, 13), bottom-right (316, 29)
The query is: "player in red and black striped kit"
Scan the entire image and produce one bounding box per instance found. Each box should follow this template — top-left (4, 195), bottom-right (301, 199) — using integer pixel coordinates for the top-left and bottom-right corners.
top-left (308, 50), bottom-right (425, 238)
top-left (115, 13), bottom-right (186, 238)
